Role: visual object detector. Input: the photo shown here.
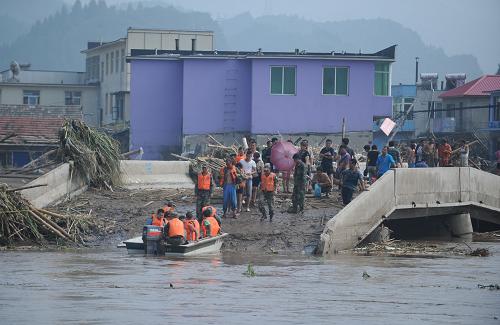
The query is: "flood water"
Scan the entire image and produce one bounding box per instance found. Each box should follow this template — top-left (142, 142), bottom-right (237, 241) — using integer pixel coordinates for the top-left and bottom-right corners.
top-left (1, 244), bottom-right (500, 325)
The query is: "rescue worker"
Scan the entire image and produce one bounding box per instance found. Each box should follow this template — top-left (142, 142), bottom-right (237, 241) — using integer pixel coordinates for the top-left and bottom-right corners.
top-left (184, 211), bottom-right (200, 241)
top-left (259, 163), bottom-right (277, 222)
top-left (195, 165), bottom-right (214, 220)
top-left (201, 207), bottom-right (221, 238)
top-left (147, 209), bottom-right (166, 226)
top-left (163, 212), bottom-right (186, 246)
top-left (163, 201), bottom-right (176, 214)
top-left (235, 147), bottom-right (245, 163)
top-left (201, 206), bottom-right (222, 227)
top-left (288, 153), bottom-right (306, 213)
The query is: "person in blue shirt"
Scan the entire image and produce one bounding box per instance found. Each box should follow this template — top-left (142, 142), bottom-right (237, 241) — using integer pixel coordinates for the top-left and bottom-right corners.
top-left (376, 146), bottom-right (396, 178)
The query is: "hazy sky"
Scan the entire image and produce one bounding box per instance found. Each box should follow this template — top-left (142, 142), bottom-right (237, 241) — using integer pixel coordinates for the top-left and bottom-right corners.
top-left (96, 0), bottom-right (500, 73)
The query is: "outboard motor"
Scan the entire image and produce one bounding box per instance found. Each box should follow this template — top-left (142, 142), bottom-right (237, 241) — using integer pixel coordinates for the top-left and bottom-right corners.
top-left (142, 225), bottom-right (165, 255)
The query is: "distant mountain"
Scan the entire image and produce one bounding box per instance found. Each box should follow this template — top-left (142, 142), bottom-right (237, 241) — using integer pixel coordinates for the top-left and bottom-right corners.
top-left (0, 0), bottom-right (225, 71)
top-left (220, 14), bottom-right (484, 84)
top-left (0, 0), bottom-right (65, 24)
top-left (0, 3), bottom-right (483, 84)
top-left (0, 15), bottom-right (30, 46)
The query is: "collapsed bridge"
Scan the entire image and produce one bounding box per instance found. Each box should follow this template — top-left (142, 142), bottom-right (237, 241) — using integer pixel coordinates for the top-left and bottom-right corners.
top-left (318, 167), bottom-right (500, 255)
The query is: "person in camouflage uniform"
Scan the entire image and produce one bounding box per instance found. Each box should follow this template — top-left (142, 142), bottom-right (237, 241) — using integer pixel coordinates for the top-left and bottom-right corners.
top-left (288, 153), bottom-right (306, 213)
top-left (195, 165), bottom-right (214, 221)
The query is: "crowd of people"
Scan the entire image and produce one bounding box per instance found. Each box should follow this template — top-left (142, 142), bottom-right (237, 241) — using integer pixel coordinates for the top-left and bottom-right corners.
top-left (145, 136), bottom-right (498, 245)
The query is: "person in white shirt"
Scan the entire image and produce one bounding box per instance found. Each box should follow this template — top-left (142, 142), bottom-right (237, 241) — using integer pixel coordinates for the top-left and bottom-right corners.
top-left (239, 150), bottom-right (257, 212)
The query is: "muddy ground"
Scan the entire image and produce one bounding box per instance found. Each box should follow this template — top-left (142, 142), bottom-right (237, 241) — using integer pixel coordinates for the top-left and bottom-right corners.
top-left (52, 187), bottom-right (344, 254)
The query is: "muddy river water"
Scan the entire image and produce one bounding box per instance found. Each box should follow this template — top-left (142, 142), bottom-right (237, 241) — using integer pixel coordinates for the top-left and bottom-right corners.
top-left (1, 244), bottom-right (499, 324)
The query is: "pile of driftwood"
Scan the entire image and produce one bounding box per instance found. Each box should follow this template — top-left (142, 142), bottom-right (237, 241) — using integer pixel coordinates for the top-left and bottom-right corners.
top-left (0, 183), bottom-right (93, 245)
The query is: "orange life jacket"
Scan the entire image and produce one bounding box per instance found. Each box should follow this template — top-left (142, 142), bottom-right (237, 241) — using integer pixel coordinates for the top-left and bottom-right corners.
top-left (219, 166), bottom-right (237, 186)
top-left (167, 218), bottom-right (185, 238)
top-left (198, 172), bottom-right (211, 190)
top-left (163, 206), bottom-right (175, 214)
top-left (261, 172), bottom-right (276, 192)
top-left (201, 205), bottom-right (217, 218)
top-left (185, 219), bottom-right (200, 241)
top-left (202, 216), bottom-right (220, 237)
top-left (151, 214), bottom-right (165, 227)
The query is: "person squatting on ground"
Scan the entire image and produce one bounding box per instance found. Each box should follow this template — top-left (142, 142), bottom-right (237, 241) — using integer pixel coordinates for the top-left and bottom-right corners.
top-left (311, 166), bottom-right (333, 197)
top-left (195, 165), bottom-right (214, 221)
top-left (258, 163), bottom-right (277, 222)
top-left (219, 158), bottom-right (237, 218)
top-left (288, 153), bottom-right (306, 213)
top-left (340, 158), bottom-right (366, 205)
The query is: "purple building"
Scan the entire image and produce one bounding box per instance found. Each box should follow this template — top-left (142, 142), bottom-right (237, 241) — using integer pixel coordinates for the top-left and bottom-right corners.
top-left (129, 46), bottom-right (395, 159)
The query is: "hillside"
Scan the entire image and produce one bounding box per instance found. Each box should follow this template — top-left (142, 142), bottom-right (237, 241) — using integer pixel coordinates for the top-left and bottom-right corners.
top-left (220, 14), bottom-right (483, 84)
top-left (0, 3), bottom-right (483, 84)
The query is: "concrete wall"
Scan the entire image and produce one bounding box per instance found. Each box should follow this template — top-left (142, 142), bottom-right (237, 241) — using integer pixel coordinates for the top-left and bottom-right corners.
top-left (251, 59), bottom-right (392, 134)
top-left (182, 59), bottom-right (252, 135)
top-left (120, 160), bottom-right (193, 189)
top-left (130, 60), bottom-right (183, 160)
top-left (20, 163), bottom-right (87, 208)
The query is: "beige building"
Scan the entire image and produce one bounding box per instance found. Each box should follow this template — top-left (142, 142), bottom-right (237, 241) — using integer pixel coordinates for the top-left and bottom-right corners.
top-left (0, 66), bottom-right (98, 125)
top-left (82, 28), bottom-right (214, 128)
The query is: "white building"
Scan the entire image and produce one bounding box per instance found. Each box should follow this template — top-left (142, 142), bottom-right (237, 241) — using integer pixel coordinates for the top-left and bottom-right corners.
top-left (0, 65), bottom-right (98, 126)
top-left (82, 28), bottom-right (214, 128)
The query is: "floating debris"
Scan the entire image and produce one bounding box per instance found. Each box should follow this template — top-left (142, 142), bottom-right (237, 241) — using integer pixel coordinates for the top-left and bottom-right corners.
top-left (244, 263), bottom-right (256, 277)
top-left (477, 284), bottom-right (500, 290)
top-left (469, 248), bottom-right (490, 257)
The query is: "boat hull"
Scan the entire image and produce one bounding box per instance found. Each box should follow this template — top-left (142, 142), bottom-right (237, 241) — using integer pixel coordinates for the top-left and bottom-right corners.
top-left (123, 233), bottom-right (228, 256)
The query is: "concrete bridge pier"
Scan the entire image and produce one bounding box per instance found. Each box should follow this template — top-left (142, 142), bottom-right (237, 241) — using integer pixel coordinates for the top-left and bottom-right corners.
top-left (445, 213), bottom-right (473, 241)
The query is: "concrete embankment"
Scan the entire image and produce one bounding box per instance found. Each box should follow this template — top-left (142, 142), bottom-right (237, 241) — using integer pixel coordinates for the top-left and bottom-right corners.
top-left (20, 160), bottom-right (193, 208)
top-left (318, 167), bottom-right (500, 255)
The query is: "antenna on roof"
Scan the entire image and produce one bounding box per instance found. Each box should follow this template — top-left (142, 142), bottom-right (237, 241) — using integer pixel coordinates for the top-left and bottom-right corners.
top-left (257, 48), bottom-right (262, 55)
top-left (154, 48), bottom-right (158, 55)
top-left (331, 51), bottom-right (335, 56)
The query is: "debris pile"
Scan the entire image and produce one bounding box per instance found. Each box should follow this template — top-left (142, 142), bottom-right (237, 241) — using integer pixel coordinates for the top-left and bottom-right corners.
top-left (0, 183), bottom-right (95, 245)
top-left (354, 239), bottom-right (481, 257)
top-left (59, 120), bottom-right (122, 188)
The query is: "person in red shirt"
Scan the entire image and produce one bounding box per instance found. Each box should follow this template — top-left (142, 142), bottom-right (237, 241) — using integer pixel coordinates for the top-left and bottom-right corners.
top-left (438, 139), bottom-right (452, 167)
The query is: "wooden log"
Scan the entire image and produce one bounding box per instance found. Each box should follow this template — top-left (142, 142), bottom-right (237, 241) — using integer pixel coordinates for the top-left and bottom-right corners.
top-left (28, 210), bottom-right (69, 241)
top-left (36, 208), bottom-right (67, 219)
top-left (31, 209), bottom-right (73, 240)
top-left (0, 133), bottom-right (16, 143)
top-left (6, 183), bottom-right (48, 193)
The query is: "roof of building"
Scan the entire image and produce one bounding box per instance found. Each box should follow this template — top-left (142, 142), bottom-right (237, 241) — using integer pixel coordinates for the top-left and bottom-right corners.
top-left (0, 105), bottom-right (82, 145)
top-left (127, 45), bottom-right (397, 62)
top-left (81, 38), bottom-right (126, 54)
top-left (439, 75), bottom-right (500, 98)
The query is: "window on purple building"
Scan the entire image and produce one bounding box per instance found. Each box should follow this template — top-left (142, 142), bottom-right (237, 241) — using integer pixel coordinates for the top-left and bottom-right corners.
top-left (323, 67), bottom-right (349, 95)
top-left (374, 62), bottom-right (390, 96)
top-left (270, 66), bottom-right (296, 95)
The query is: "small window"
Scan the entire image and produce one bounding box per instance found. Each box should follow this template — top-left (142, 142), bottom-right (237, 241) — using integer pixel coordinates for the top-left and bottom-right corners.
top-left (65, 91), bottom-right (81, 105)
top-left (270, 66), bottom-right (296, 95)
top-left (191, 39), bottom-right (196, 51)
top-left (23, 90), bottom-right (40, 105)
top-left (106, 53), bottom-right (109, 75)
top-left (121, 49), bottom-right (125, 72)
top-left (374, 62), bottom-right (390, 96)
top-left (175, 39), bottom-right (179, 51)
top-left (110, 52), bottom-right (114, 74)
top-left (115, 50), bottom-right (119, 73)
top-left (323, 67), bottom-right (349, 95)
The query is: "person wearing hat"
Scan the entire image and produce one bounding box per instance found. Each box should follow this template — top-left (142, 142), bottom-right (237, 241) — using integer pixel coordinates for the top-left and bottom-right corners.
top-left (258, 163), bottom-right (277, 221)
top-left (195, 164), bottom-right (214, 220)
top-left (288, 153), bottom-right (306, 213)
top-left (163, 212), bottom-right (186, 246)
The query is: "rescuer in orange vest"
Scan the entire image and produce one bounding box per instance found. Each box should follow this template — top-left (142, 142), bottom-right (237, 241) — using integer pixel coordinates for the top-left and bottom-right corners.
top-left (163, 201), bottom-right (176, 214)
top-left (150, 208), bottom-right (167, 227)
top-left (184, 211), bottom-right (200, 241)
top-left (201, 207), bottom-right (221, 238)
top-left (258, 163), bottom-right (278, 222)
top-left (163, 212), bottom-right (186, 246)
top-left (195, 165), bottom-right (214, 222)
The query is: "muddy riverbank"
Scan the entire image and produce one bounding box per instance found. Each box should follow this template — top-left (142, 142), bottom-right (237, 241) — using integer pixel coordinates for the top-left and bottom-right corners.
top-left (50, 187), bottom-right (342, 254)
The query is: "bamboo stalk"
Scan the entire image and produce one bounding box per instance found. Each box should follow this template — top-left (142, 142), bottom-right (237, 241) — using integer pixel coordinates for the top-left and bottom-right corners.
top-left (36, 208), bottom-right (67, 219)
top-left (31, 209), bottom-right (73, 241)
top-left (28, 210), bottom-right (68, 241)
